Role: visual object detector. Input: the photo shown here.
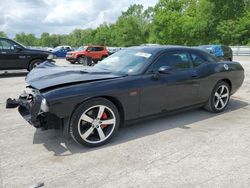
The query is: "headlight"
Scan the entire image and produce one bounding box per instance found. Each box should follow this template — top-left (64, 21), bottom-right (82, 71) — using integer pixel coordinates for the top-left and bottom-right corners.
top-left (40, 98), bottom-right (49, 112)
top-left (24, 87), bottom-right (39, 95)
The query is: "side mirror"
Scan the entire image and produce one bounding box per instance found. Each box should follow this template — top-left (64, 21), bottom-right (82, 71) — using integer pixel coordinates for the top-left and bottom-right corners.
top-left (14, 45), bottom-right (23, 52)
top-left (158, 66), bottom-right (172, 74)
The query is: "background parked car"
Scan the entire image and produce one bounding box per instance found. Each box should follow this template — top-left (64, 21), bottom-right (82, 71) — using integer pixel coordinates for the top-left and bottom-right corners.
top-left (66, 45), bottom-right (109, 64)
top-left (46, 47), bottom-right (54, 52)
top-left (52, 46), bottom-right (73, 58)
top-left (0, 37), bottom-right (52, 71)
top-left (199, 45), bottom-right (233, 61)
top-left (107, 47), bottom-right (123, 55)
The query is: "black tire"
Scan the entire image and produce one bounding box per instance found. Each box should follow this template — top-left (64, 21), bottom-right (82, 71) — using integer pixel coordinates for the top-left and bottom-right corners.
top-left (77, 56), bottom-right (85, 64)
top-left (204, 81), bottom-right (231, 113)
top-left (77, 56), bottom-right (91, 66)
top-left (70, 98), bottom-right (120, 147)
top-left (101, 55), bottom-right (108, 60)
top-left (28, 59), bottom-right (44, 71)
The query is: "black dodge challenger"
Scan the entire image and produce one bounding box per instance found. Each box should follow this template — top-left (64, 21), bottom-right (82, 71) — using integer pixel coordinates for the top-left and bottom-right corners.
top-left (6, 46), bottom-right (244, 147)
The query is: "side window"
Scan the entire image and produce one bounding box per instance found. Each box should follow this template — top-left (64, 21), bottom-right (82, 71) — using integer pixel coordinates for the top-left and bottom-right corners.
top-left (97, 47), bottom-right (104, 51)
top-left (149, 52), bottom-right (192, 72)
top-left (191, 53), bottom-right (207, 67)
top-left (0, 40), bottom-right (15, 51)
top-left (87, 47), bottom-right (95, 52)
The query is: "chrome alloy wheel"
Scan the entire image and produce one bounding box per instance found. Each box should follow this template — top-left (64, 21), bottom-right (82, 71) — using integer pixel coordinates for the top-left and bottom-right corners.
top-left (77, 105), bottom-right (116, 144)
top-left (214, 85), bottom-right (230, 110)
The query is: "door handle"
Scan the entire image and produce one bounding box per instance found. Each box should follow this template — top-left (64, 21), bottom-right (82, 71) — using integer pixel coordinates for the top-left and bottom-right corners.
top-left (192, 74), bottom-right (199, 78)
top-left (191, 70), bottom-right (199, 78)
top-left (1, 52), bottom-right (7, 54)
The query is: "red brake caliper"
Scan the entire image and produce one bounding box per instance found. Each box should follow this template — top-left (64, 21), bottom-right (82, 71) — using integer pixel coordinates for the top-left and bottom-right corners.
top-left (101, 112), bottom-right (108, 128)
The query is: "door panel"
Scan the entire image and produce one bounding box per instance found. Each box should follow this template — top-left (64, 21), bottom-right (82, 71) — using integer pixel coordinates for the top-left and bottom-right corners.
top-left (0, 39), bottom-right (26, 69)
top-left (86, 47), bottom-right (98, 59)
top-left (140, 74), bottom-right (169, 116)
top-left (139, 51), bottom-right (200, 117)
top-left (161, 69), bottom-right (199, 111)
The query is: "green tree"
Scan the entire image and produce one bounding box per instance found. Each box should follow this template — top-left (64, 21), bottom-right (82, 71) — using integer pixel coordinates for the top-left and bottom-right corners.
top-left (112, 4), bottom-right (150, 46)
top-left (40, 32), bottom-right (52, 47)
top-left (15, 33), bottom-right (38, 46)
top-left (0, 31), bottom-right (7, 37)
top-left (150, 0), bottom-right (195, 45)
top-left (4, 1), bottom-right (250, 47)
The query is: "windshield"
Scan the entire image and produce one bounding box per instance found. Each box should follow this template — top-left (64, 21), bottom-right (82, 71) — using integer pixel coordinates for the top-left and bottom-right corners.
top-left (54, 46), bottom-right (62, 51)
top-left (77, 46), bottom-right (87, 51)
top-left (93, 49), bottom-right (152, 75)
top-left (13, 40), bottom-right (26, 49)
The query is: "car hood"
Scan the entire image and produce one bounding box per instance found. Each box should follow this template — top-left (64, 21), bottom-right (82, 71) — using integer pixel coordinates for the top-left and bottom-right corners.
top-left (26, 61), bottom-right (124, 90)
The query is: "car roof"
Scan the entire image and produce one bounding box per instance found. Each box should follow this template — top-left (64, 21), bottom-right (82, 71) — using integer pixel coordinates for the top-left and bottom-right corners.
top-left (126, 45), bottom-right (199, 54)
top-left (87, 45), bottom-right (106, 47)
top-left (0, 37), bottom-right (13, 41)
top-left (199, 45), bottom-right (221, 48)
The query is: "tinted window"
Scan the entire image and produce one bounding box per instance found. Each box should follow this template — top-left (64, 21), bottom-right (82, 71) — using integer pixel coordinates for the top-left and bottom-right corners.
top-left (95, 47), bottom-right (104, 51)
top-left (149, 52), bottom-right (192, 72)
top-left (88, 47), bottom-right (95, 51)
top-left (0, 39), bottom-right (15, 51)
top-left (191, 53), bottom-right (207, 67)
top-left (200, 51), bottom-right (218, 63)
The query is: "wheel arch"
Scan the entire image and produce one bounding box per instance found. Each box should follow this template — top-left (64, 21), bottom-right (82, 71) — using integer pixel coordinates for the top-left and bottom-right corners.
top-left (28, 58), bottom-right (45, 70)
top-left (219, 78), bottom-right (232, 91)
top-left (100, 96), bottom-right (125, 126)
top-left (76, 54), bottom-right (85, 59)
top-left (69, 96), bottom-right (125, 128)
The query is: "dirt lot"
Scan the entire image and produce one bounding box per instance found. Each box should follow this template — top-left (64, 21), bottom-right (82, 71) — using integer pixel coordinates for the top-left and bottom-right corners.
top-left (0, 57), bottom-right (250, 188)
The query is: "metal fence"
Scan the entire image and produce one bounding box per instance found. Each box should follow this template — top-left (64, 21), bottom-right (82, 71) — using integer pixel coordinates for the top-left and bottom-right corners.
top-left (230, 46), bottom-right (250, 56)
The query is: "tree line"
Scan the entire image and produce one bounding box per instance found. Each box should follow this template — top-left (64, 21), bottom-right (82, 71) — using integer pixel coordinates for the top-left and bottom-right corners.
top-left (1, 0), bottom-right (250, 47)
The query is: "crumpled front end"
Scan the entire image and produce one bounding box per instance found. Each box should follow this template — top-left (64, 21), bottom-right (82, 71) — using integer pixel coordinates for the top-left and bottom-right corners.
top-left (6, 89), bottom-right (62, 130)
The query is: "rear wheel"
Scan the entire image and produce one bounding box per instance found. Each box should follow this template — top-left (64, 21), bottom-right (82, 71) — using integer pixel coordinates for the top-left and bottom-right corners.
top-left (28, 59), bottom-right (43, 71)
top-left (70, 98), bottom-right (120, 147)
top-left (77, 56), bottom-right (85, 64)
top-left (204, 81), bottom-right (230, 113)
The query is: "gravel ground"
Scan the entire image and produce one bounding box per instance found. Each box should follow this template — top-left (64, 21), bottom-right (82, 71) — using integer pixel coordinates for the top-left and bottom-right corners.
top-left (0, 56), bottom-right (250, 188)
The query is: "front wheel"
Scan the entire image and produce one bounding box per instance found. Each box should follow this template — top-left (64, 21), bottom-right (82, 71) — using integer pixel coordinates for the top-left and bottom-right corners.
top-left (70, 98), bottom-right (120, 147)
top-left (77, 57), bottom-right (85, 64)
top-left (204, 81), bottom-right (230, 113)
top-left (28, 59), bottom-right (43, 71)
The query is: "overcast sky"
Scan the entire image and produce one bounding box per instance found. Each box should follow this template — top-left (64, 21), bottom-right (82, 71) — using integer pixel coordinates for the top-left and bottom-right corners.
top-left (0, 0), bottom-right (158, 38)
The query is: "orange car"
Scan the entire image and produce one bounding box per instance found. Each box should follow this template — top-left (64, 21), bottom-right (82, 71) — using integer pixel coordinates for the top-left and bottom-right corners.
top-left (66, 45), bottom-right (109, 64)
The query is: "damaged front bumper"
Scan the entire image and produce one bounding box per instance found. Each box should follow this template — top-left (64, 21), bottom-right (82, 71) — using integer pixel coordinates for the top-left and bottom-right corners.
top-left (6, 92), bottom-right (62, 130)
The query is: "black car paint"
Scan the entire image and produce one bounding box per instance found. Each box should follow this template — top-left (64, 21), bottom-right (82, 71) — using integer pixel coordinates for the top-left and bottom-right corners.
top-left (9, 46), bottom-right (244, 135)
top-left (0, 38), bottom-right (51, 70)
